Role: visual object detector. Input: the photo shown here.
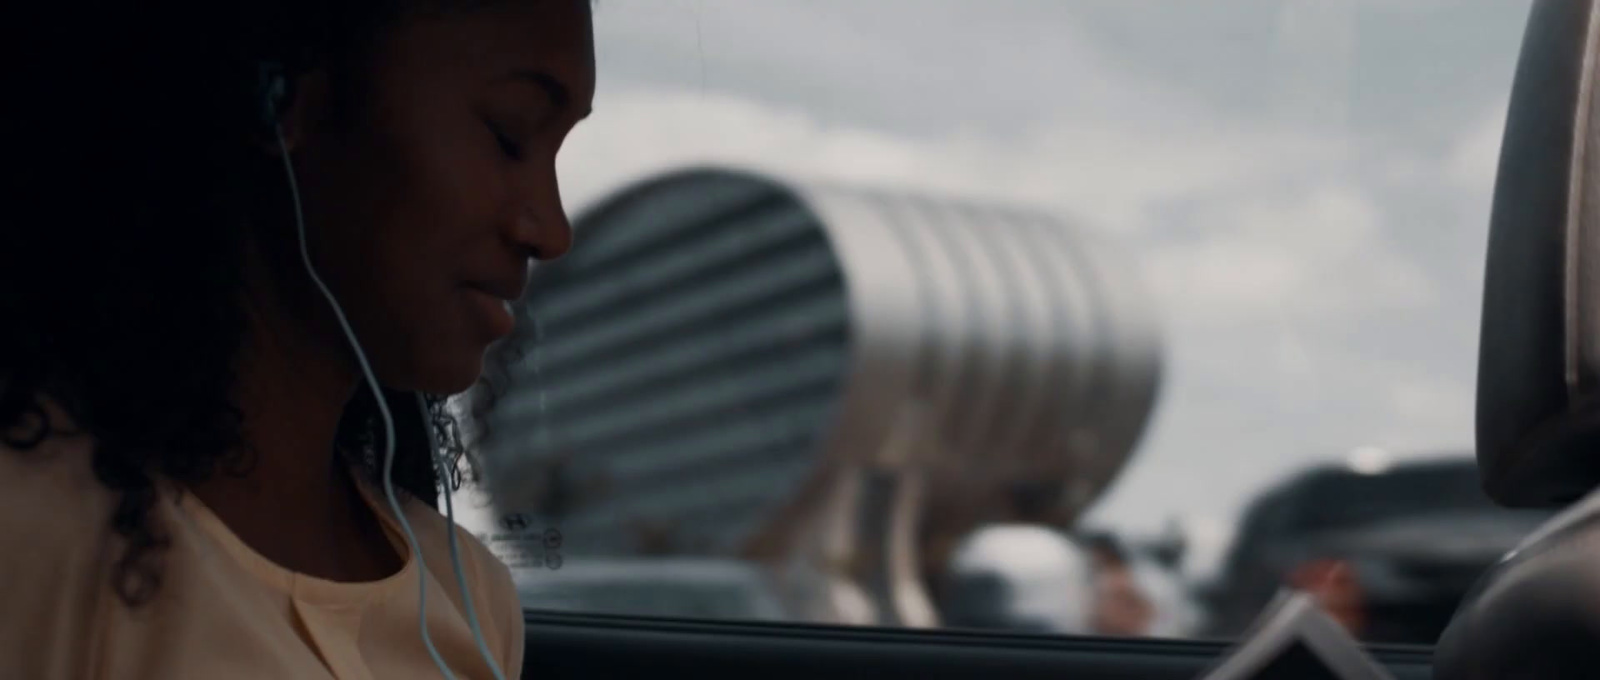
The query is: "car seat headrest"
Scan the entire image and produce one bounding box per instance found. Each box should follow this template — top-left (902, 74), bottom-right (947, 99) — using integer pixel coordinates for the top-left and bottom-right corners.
top-left (1477, 0), bottom-right (1600, 507)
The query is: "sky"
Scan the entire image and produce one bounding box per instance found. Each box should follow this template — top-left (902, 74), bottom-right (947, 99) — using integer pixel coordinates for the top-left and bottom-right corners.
top-left (550, 0), bottom-right (1536, 576)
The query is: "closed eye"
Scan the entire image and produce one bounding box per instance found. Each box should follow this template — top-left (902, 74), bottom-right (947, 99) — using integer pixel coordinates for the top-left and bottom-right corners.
top-left (486, 120), bottom-right (523, 161)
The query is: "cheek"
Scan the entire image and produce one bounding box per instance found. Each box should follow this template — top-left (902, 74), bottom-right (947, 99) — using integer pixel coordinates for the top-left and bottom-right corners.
top-left (349, 112), bottom-right (504, 277)
top-left (367, 148), bottom-right (502, 329)
top-left (303, 127), bottom-right (503, 365)
top-left (299, 75), bottom-right (517, 387)
top-left (382, 114), bottom-right (503, 239)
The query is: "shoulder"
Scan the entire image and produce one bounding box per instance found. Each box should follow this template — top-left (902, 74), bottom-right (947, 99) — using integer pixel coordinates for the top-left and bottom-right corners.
top-left (394, 492), bottom-right (519, 605)
top-left (0, 425), bottom-right (126, 671)
top-left (377, 486), bottom-right (525, 674)
top-left (367, 483), bottom-right (515, 593)
top-left (414, 500), bottom-right (518, 610)
top-left (0, 425), bottom-right (120, 556)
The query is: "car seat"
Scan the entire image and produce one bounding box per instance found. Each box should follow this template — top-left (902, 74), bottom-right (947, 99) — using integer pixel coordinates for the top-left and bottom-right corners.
top-left (1434, 0), bottom-right (1600, 676)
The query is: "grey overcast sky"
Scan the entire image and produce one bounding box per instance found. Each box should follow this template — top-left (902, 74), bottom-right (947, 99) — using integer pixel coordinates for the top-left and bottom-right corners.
top-left (552, 0), bottom-right (1535, 573)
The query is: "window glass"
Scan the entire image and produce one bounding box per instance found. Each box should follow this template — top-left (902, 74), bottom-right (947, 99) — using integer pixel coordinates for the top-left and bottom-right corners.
top-left (450, 0), bottom-right (1544, 645)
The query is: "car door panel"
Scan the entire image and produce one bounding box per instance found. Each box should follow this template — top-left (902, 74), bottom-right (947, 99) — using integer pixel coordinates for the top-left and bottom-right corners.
top-left (522, 612), bottom-right (1435, 680)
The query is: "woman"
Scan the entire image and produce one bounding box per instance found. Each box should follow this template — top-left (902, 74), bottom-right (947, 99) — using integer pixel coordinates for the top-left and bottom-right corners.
top-left (1, 1), bottom-right (594, 677)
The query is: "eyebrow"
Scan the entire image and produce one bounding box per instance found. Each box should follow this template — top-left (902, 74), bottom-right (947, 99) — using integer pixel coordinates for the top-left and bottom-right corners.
top-left (508, 70), bottom-right (593, 120)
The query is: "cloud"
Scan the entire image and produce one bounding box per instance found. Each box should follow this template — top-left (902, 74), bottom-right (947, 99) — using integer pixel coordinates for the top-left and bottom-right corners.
top-left (1380, 376), bottom-right (1475, 447)
top-left (560, 85), bottom-right (1351, 232)
top-left (1446, 103), bottom-right (1509, 192)
top-left (571, 2), bottom-right (1449, 332)
top-left (1141, 182), bottom-right (1436, 326)
top-left (555, 0), bottom-right (1526, 537)
top-left (559, 75), bottom-right (1434, 332)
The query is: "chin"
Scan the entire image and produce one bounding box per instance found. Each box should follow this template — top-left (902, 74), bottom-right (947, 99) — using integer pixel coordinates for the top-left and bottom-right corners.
top-left (394, 352), bottom-right (486, 397)
top-left (438, 357), bottom-right (488, 395)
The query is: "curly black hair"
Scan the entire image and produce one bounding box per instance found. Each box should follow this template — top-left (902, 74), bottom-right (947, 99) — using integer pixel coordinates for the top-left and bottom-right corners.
top-left (1, 2), bottom-right (494, 607)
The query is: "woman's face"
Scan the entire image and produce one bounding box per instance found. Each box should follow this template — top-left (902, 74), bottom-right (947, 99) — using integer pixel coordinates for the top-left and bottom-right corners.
top-left (285, 0), bottom-right (595, 394)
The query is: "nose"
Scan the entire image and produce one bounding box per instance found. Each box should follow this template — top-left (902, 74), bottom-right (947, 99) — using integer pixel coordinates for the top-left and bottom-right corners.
top-left (511, 175), bottom-right (573, 261)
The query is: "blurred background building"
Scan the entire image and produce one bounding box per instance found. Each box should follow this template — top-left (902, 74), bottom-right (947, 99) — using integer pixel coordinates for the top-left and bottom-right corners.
top-left (460, 165), bottom-right (1162, 628)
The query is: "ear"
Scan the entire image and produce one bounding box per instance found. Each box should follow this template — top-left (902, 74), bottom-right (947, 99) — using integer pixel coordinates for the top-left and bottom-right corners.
top-left (259, 67), bottom-right (332, 155)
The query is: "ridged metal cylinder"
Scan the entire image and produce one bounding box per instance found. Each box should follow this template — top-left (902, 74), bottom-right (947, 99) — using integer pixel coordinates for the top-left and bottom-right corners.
top-left (472, 165), bottom-right (1162, 559)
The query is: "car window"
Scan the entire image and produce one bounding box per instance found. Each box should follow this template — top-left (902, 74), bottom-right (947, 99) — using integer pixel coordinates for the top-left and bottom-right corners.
top-left (450, 0), bottom-right (1545, 647)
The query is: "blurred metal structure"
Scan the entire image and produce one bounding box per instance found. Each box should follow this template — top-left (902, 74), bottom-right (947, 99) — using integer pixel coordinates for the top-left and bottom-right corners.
top-left (467, 165), bottom-right (1162, 623)
top-left (939, 524), bottom-right (1096, 634)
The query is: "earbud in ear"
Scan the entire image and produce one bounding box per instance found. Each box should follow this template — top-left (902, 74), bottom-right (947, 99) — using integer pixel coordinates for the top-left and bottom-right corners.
top-left (257, 60), bottom-right (288, 129)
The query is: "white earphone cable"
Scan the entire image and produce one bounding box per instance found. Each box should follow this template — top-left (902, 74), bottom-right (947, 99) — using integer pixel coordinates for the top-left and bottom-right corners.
top-left (275, 122), bottom-right (505, 680)
top-left (421, 393), bottom-right (510, 680)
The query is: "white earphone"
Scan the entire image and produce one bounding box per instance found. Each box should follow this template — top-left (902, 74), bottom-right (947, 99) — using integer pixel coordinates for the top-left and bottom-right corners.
top-left (262, 63), bottom-right (509, 680)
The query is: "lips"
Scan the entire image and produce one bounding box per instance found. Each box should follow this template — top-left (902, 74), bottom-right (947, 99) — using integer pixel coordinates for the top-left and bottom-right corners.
top-left (463, 284), bottom-right (517, 339)
top-left (464, 272), bottom-right (527, 303)
top-left (461, 264), bottom-right (528, 341)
